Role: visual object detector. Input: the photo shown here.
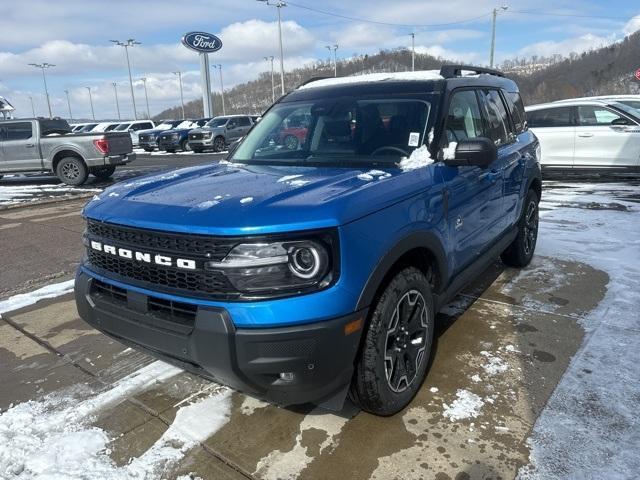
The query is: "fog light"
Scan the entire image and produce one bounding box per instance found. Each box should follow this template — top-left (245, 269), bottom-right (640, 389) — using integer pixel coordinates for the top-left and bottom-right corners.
top-left (279, 372), bottom-right (295, 382)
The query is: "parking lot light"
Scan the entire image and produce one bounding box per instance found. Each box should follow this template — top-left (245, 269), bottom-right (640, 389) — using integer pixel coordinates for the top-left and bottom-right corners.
top-left (173, 71), bottom-right (185, 120)
top-left (257, 0), bottom-right (287, 95)
top-left (325, 44), bottom-right (338, 77)
top-left (212, 64), bottom-right (226, 116)
top-left (140, 77), bottom-right (151, 120)
top-left (110, 39), bottom-right (141, 120)
top-left (85, 86), bottom-right (95, 120)
top-left (64, 89), bottom-right (73, 121)
top-left (28, 96), bottom-right (36, 117)
top-left (264, 56), bottom-right (275, 102)
top-left (112, 82), bottom-right (121, 120)
top-left (28, 62), bottom-right (55, 118)
top-left (489, 5), bottom-right (509, 68)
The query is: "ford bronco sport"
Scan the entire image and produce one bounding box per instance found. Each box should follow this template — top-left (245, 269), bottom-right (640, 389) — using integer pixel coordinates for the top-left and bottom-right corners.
top-left (76, 65), bottom-right (541, 415)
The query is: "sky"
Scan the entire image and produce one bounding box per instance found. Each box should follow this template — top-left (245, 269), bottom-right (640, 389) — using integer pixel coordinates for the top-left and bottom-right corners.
top-left (1, 0), bottom-right (639, 121)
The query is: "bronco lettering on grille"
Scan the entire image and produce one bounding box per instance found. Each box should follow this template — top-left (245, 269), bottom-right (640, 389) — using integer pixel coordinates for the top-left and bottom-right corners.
top-left (90, 240), bottom-right (196, 270)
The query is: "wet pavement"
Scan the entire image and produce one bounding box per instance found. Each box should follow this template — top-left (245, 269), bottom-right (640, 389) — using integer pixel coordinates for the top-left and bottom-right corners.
top-left (0, 180), bottom-right (637, 479)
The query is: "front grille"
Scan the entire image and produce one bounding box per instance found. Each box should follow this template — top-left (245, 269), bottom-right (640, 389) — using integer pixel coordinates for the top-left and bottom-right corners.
top-left (190, 132), bottom-right (207, 140)
top-left (85, 219), bottom-right (240, 300)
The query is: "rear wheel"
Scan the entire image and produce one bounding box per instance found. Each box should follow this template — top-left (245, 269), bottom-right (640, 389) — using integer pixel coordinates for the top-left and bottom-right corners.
top-left (283, 135), bottom-right (299, 150)
top-left (213, 136), bottom-right (226, 152)
top-left (350, 267), bottom-right (434, 416)
top-left (56, 156), bottom-right (88, 186)
top-left (92, 165), bottom-right (116, 180)
top-left (143, 147), bottom-right (154, 152)
top-left (501, 189), bottom-right (540, 267)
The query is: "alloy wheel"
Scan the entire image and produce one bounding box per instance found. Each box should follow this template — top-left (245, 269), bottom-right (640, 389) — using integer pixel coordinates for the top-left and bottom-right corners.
top-left (523, 200), bottom-right (538, 255)
top-left (61, 162), bottom-right (80, 180)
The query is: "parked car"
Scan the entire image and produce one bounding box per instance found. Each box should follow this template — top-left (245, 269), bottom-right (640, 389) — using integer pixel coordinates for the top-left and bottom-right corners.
top-left (75, 123), bottom-right (99, 133)
top-left (277, 112), bottom-right (310, 150)
top-left (137, 120), bottom-right (183, 152)
top-left (112, 120), bottom-right (155, 147)
top-left (0, 118), bottom-right (135, 185)
top-left (90, 122), bottom-right (121, 133)
top-left (70, 123), bottom-right (93, 132)
top-left (526, 99), bottom-right (640, 172)
top-left (554, 94), bottom-right (640, 113)
top-left (188, 115), bottom-right (256, 152)
top-left (75, 65), bottom-right (541, 415)
top-left (157, 118), bottom-right (212, 153)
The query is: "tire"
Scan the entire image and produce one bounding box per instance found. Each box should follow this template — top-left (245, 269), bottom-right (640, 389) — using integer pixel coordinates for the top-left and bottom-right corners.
top-left (213, 136), bottom-right (226, 152)
top-left (165, 149), bottom-right (176, 154)
top-left (181, 139), bottom-right (191, 152)
top-left (501, 189), bottom-right (540, 268)
top-left (143, 147), bottom-right (154, 152)
top-left (92, 165), bottom-right (116, 180)
top-left (350, 267), bottom-right (435, 416)
top-left (56, 156), bottom-right (88, 186)
top-left (283, 135), bottom-right (299, 150)
top-left (192, 147), bottom-right (203, 153)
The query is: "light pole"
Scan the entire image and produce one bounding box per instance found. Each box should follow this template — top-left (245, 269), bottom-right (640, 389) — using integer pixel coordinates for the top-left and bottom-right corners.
top-left (85, 86), bottom-right (95, 120)
top-left (410, 33), bottom-right (415, 71)
top-left (325, 44), bottom-right (338, 77)
top-left (140, 77), bottom-right (151, 119)
top-left (212, 64), bottom-right (226, 116)
top-left (173, 71), bottom-right (185, 120)
top-left (29, 96), bottom-right (36, 117)
top-left (264, 56), bottom-right (275, 103)
top-left (64, 89), bottom-right (73, 121)
top-left (110, 39), bottom-right (141, 119)
top-left (489, 5), bottom-right (508, 68)
top-left (258, 0), bottom-right (286, 94)
top-left (28, 62), bottom-right (55, 118)
top-left (112, 82), bottom-right (121, 120)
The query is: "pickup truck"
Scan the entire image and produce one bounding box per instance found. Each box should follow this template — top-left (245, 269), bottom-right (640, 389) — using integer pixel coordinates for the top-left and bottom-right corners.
top-left (76, 65), bottom-right (541, 415)
top-left (0, 118), bottom-right (135, 185)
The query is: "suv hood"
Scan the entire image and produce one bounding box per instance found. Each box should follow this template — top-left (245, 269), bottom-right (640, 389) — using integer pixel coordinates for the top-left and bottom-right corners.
top-left (85, 161), bottom-right (435, 236)
top-left (140, 128), bottom-right (175, 136)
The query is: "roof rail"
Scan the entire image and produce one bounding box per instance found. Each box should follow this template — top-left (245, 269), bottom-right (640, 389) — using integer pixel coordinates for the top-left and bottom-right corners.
top-left (440, 64), bottom-right (505, 79)
top-left (298, 76), bottom-right (332, 87)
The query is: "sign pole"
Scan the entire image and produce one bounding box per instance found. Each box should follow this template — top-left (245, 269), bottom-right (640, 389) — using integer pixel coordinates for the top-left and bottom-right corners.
top-left (200, 52), bottom-right (213, 118)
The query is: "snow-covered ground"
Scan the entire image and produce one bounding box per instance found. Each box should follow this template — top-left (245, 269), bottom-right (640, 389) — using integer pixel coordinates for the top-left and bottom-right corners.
top-left (518, 181), bottom-right (640, 478)
top-left (0, 178), bottom-right (100, 207)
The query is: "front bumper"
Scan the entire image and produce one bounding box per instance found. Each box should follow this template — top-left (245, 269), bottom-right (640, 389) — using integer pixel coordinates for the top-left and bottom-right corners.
top-left (158, 138), bottom-right (182, 150)
top-left (75, 269), bottom-right (365, 407)
top-left (189, 137), bottom-right (213, 147)
top-left (139, 139), bottom-right (158, 149)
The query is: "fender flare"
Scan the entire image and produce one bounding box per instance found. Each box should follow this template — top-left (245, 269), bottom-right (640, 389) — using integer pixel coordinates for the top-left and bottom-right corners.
top-left (355, 230), bottom-right (449, 311)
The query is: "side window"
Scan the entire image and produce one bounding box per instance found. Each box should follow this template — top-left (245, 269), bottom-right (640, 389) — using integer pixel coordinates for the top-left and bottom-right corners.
top-left (5, 122), bottom-right (33, 141)
top-left (478, 89), bottom-right (510, 146)
top-left (444, 90), bottom-right (485, 145)
top-left (526, 107), bottom-right (573, 128)
top-left (504, 91), bottom-right (526, 133)
top-left (227, 119), bottom-right (238, 129)
top-left (238, 117), bottom-right (252, 127)
top-left (577, 106), bottom-right (624, 126)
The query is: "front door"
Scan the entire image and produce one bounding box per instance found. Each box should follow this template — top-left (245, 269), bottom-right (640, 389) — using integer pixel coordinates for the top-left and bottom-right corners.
top-left (526, 106), bottom-right (575, 167)
top-left (0, 121), bottom-right (40, 171)
top-left (574, 104), bottom-right (640, 168)
top-left (440, 89), bottom-right (505, 275)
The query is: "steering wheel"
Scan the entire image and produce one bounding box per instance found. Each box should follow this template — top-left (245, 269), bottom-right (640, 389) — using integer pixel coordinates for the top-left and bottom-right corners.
top-left (371, 146), bottom-right (410, 157)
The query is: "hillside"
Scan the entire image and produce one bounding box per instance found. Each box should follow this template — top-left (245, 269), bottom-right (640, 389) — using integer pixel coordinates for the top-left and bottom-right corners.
top-left (155, 30), bottom-right (640, 119)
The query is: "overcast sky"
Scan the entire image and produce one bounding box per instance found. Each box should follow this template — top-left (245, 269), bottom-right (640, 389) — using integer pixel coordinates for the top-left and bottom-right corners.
top-left (1, 0), bottom-right (638, 120)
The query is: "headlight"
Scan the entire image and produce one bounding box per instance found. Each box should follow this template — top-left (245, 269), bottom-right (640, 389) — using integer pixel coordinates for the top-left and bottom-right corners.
top-left (205, 236), bottom-right (336, 295)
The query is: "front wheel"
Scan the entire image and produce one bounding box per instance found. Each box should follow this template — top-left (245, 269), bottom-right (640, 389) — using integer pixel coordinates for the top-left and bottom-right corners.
top-left (181, 139), bottom-right (191, 152)
top-left (143, 147), bottom-right (154, 152)
top-left (92, 165), bottom-right (116, 180)
top-left (501, 189), bottom-right (540, 267)
top-left (213, 136), bottom-right (226, 152)
top-left (350, 267), bottom-right (435, 416)
top-left (56, 156), bottom-right (88, 186)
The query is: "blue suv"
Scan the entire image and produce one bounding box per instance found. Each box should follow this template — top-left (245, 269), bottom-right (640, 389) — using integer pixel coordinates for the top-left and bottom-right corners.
top-left (76, 65), bottom-right (541, 415)
top-left (157, 118), bottom-right (212, 153)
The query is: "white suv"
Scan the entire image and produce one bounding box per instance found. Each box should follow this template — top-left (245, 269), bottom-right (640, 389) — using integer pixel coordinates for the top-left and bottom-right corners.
top-left (526, 99), bottom-right (640, 172)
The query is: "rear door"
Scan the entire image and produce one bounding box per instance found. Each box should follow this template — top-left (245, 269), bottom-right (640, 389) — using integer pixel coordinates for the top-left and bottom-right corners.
top-left (225, 118), bottom-right (242, 141)
top-left (526, 106), bottom-right (575, 167)
top-left (0, 121), bottom-right (41, 171)
top-left (574, 104), bottom-right (640, 168)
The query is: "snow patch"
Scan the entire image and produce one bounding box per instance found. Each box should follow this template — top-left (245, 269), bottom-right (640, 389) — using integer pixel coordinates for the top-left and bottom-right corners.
top-left (277, 174), bottom-right (304, 183)
top-left (442, 142), bottom-right (457, 160)
top-left (299, 70), bottom-right (444, 90)
top-left (0, 280), bottom-right (75, 315)
top-left (480, 351), bottom-right (509, 376)
top-left (240, 197), bottom-right (253, 204)
top-left (442, 389), bottom-right (484, 422)
top-left (398, 145), bottom-right (434, 171)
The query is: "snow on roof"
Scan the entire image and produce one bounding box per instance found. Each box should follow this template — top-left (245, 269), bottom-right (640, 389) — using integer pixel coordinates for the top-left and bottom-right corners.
top-left (299, 70), bottom-right (444, 90)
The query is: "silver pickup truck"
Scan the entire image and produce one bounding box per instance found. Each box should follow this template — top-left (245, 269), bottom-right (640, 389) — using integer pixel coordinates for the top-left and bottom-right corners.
top-left (0, 118), bottom-right (136, 185)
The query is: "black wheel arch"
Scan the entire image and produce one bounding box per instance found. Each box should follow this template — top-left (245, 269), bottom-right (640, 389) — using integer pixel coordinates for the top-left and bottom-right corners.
top-left (356, 231), bottom-right (449, 311)
top-left (51, 149), bottom-right (85, 172)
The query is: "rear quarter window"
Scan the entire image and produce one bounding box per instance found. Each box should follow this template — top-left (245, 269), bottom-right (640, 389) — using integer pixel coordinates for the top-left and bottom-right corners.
top-left (504, 91), bottom-right (526, 133)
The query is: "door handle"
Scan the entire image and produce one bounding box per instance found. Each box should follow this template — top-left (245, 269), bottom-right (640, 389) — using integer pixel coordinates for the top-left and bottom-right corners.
top-left (577, 133), bottom-right (594, 138)
top-left (25, 143), bottom-right (35, 148)
top-left (479, 170), bottom-right (500, 183)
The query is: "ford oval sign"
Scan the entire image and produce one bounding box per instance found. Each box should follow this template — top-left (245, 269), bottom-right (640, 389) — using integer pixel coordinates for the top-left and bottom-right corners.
top-left (181, 32), bottom-right (222, 53)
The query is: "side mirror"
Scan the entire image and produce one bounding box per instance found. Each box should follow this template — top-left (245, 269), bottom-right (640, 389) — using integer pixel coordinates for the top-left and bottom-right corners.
top-left (443, 137), bottom-right (497, 169)
top-left (611, 117), bottom-right (630, 126)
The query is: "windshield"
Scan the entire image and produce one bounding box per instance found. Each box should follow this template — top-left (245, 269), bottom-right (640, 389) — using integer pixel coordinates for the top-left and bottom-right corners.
top-left (232, 96), bottom-right (435, 166)
top-left (615, 100), bottom-right (640, 115)
top-left (177, 120), bottom-right (195, 129)
top-left (114, 123), bottom-right (131, 131)
top-left (206, 118), bottom-right (229, 128)
top-left (155, 122), bottom-right (176, 130)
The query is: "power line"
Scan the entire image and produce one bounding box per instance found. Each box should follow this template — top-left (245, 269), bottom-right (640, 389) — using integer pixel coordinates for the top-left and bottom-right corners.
top-left (508, 10), bottom-right (640, 20)
top-left (285, 1), bottom-right (492, 28)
